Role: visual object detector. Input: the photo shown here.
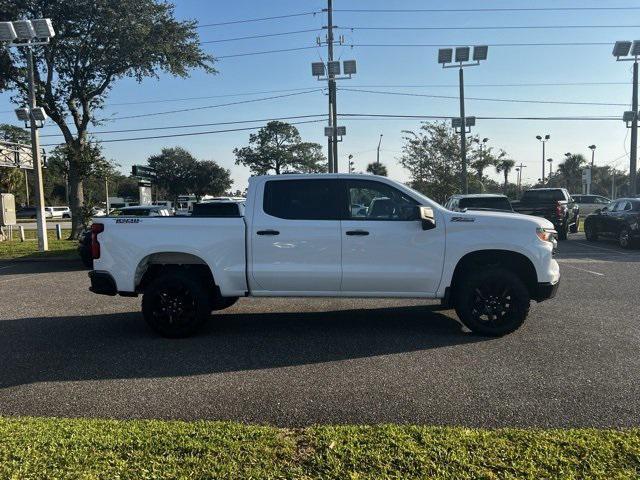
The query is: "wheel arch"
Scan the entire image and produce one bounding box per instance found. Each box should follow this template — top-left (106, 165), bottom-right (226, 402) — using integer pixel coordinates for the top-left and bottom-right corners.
top-left (448, 249), bottom-right (538, 301)
top-left (135, 252), bottom-right (216, 293)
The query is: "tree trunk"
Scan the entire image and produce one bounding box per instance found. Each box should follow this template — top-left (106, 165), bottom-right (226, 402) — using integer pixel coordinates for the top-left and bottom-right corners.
top-left (504, 172), bottom-right (508, 193)
top-left (67, 145), bottom-right (86, 239)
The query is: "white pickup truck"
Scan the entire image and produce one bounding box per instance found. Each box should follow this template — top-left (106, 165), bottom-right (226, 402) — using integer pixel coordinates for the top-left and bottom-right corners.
top-left (89, 174), bottom-right (560, 338)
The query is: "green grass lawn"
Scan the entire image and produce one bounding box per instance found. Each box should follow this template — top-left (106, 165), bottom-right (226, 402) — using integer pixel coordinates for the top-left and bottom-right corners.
top-left (0, 229), bottom-right (77, 260)
top-left (0, 418), bottom-right (638, 479)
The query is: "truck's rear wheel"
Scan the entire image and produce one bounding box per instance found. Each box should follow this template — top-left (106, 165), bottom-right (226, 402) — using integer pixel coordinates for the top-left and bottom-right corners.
top-left (557, 223), bottom-right (568, 241)
top-left (454, 268), bottom-right (530, 337)
top-left (142, 272), bottom-right (211, 338)
top-left (570, 216), bottom-right (579, 233)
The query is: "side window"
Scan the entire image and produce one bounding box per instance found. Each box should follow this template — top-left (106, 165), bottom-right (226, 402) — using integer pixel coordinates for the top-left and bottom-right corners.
top-left (595, 197), bottom-right (609, 204)
top-left (263, 180), bottom-right (339, 220)
top-left (621, 201), bottom-right (632, 212)
top-left (346, 180), bottom-right (417, 220)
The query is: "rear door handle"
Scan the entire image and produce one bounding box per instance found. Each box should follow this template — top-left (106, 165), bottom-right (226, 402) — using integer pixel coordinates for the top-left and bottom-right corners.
top-left (257, 230), bottom-right (280, 236)
top-left (346, 230), bottom-right (369, 236)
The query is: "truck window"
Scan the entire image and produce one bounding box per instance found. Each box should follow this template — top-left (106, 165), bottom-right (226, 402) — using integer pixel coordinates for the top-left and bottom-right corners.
top-left (345, 179), bottom-right (417, 220)
top-left (263, 179), bottom-right (340, 220)
top-left (521, 190), bottom-right (565, 202)
top-left (459, 197), bottom-right (512, 211)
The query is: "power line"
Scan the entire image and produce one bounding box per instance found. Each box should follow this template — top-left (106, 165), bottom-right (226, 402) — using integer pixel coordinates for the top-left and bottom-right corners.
top-left (339, 87), bottom-right (629, 107)
top-left (39, 114), bottom-right (327, 138)
top-left (334, 7), bottom-right (640, 13)
top-left (350, 42), bottom-right (613, 48)
top-left (348, 82), bottom-right (629, 88)
top-left (198, 11), bottom-right (320, 28)
top-left (339, 113), bottom-right (621, 121)
top-left (40, 119), bottom-right (327, 147)
top-left (216, 46), bottom-right (319, 59)
top-left (201, 29), bottom-right (320, 44)
top-left (104, 90), bottom-right (324, 121)
top-left (343, 24), bottom-right (640, 31)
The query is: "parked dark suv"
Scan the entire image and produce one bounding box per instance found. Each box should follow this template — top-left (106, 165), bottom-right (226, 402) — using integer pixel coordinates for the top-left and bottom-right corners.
top-left (584, 198), bottom-right (640, 249)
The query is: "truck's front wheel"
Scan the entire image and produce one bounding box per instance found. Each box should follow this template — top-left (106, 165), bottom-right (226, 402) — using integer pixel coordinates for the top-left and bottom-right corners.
top-left (142, 272), bottom-right (211, 338)
top-left (454, 268), bottom-right (530, 337)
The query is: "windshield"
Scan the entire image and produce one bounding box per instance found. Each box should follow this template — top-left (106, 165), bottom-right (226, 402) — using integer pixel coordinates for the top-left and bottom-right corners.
top-left (521, 190), bottom-right (565, 202)
top-left (459, 197), bottom-right (512, 211)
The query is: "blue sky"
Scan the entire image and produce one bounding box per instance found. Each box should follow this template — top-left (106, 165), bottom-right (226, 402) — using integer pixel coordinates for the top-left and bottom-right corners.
top-left (1, 0), bottom-right (638, 190)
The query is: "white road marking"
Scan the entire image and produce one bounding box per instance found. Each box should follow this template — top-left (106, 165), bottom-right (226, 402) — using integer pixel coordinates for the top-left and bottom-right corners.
top-left (572, 241), bottom-right (630, 255)
top-left (559, 263), bottom-right (605, 276)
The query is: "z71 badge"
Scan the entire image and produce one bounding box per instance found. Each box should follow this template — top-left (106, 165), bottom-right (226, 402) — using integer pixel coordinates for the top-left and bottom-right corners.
top-left (451, 217), bottom-right (475, 222)
top-left (115, 218), bottom-right (141, 224)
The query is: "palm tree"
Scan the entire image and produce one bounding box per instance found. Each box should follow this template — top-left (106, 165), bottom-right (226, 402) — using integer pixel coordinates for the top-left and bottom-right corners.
top-left (471, 145), bottom-right (497, 180)
top-left (495, 158), bottom-right (516, 193)
top-left (366, 162), bottom-right (388, 176)
top-left (557, 153), bottom-right (586, 193)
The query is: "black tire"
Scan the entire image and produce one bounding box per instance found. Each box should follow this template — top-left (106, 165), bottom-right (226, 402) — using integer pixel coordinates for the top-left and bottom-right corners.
top-left (569, 216), bottom-right (579, 234)
top-left (619, 227), bottom-right (632, 249)
top-left (454, 268), bottom-right (530, 337)
top-left (557, 222), bottom-right (568, 241)
top-left (211, 296), bottom-right (239, 311)
top-left (142, 272), bottom-right (211, 338)
top-left (584, 222), bottom-right (598, 242)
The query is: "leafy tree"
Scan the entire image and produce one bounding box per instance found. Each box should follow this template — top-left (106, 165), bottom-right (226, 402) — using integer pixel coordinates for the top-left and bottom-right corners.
top-left (495, 157), bottom-right (516, 193)
top-left (0, 124), bottom-right (29, 143)
top-left (399, 122), bottom-right (463, 203)
top-left (0, 0), bottom-right (216, 236)
top-left (190, 160), bottom-right (233, 201)
top-left (147, 147), bottom-right (232, 202)
top-left (234, 121), bottom-right (326, 175)
top-left (470, 145), bottom-right (498, 180)
top-left (148, 147), bottom-right (199, 203)
top-left (366, 162), bottom-right (388, 176)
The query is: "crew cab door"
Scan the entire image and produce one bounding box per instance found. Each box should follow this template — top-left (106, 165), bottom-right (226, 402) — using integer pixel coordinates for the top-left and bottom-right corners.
top-left (339, 179), bottom-right (446, 295)
top-left (250, 178), bottom-right (342, 294)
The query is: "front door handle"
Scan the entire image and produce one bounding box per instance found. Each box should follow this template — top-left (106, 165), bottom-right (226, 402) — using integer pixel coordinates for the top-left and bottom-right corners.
top-left (257, 230), bottom-right (280, 236)
top-left (346, 230), bottom-right (369, 236)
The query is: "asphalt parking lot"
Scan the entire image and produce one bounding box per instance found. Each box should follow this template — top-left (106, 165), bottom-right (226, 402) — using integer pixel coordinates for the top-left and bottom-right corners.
top-left (1, 233), bottom-right (639, 428)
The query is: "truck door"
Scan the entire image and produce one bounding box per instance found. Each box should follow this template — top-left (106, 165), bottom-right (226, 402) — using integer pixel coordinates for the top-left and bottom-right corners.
top-left (339, 179), bottom-right (446, 295)
top-left (250, 178), bottom-right (342, 293)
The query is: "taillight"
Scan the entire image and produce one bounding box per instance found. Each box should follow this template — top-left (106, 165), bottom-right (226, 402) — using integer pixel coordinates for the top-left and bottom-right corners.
top-left (91, 223), bottom-right (104, 259)
top-left (556, 201), bottom-right (565, 218)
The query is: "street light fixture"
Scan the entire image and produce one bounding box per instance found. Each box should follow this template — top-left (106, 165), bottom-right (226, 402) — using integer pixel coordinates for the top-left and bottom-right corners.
top-left (0, 18), bottom-right (56, 252)
top-left (438, 45), bottom-right (489, 194)
top-left (613, 39), bottom-right (640, 195)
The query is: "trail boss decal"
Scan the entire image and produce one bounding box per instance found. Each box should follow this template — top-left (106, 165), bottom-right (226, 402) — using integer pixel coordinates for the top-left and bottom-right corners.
top-left (451, 216), bottom-right (475, 222)
top-left (115, 218), bottom-right (141, 224)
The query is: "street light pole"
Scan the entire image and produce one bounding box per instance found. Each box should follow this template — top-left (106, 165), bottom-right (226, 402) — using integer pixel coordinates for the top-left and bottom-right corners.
top-left (27, 48), bottom-right (48, 251)
top-left (536, 135), bottom-right (550, 185)
top-left (459, 67), bottom-right (468, 194)
top-left (547, 158), bottom-right (553, 184)
top-left (376, 134), bottom-right (383, 167)
top-left (588, 144), bottom-right (596, 194)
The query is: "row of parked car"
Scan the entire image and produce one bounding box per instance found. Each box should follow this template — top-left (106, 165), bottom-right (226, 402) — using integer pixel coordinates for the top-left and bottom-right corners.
top-left (444, 189), bottom-right (640, 249)
top-left (16, 205), bottom-right (72, 219)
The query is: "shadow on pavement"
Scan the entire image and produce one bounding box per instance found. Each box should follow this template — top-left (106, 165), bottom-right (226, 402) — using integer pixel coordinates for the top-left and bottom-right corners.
top-left (0, 258), bottom-right (85, 275)
top-left (0, 305), bottom-right (483, 388)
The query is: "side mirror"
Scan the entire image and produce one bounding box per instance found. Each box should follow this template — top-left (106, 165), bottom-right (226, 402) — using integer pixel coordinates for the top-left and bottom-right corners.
top-left (418, 206), bottom-right (436, 230)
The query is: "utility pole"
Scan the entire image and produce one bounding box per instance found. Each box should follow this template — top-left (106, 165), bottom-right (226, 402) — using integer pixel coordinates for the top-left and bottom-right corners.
top-left (348, 154), bottom-right (354, 173)
top-left (27, 49), bottom-right (48, 251)
top-left (611, 169), bottom-right (616, 199)
top-left (631, 60), bottom-right (638, 196)
top-left (23, 169), bottom-right (29, 205)
top-left (376, 134), bottom-right (383, 167)
top-left (515, 163), bottom-right (527, 193)
top-left (547, 158), bottom-right (553, 185)
top-left (326, 0), bottom-right (337, 173)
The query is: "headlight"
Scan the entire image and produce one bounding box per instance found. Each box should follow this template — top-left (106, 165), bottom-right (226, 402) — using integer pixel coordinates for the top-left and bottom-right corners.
top-left (536, 227), bottom-right (556, 242)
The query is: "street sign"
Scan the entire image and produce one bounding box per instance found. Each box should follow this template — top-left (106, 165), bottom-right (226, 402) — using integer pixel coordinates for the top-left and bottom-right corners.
top-left (132, 165), bottom-right (156, 179)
